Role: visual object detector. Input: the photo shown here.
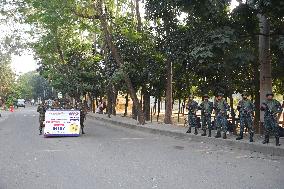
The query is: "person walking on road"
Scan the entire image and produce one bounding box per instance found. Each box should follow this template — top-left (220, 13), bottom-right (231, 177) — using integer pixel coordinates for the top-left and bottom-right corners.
top-left (186, 95), bottom-right (199, 135)
top-left (261, 92), bottom-right (283, 146)
top-left (214, 93), bottom-right (230, 139)
top-left (37, 100), bottom-right (46, 135)
top-left (76, 101), bottom-right (87, 134)
top-left (236, 92), bottom-right (255, 142)
top-left (199, 94), bottom-right (213, 137)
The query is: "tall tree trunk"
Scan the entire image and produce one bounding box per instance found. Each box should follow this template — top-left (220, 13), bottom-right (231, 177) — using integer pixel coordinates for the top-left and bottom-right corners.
top-left (96, 0), bottom-right (145, 124)
top-left (258, 15), bottom-right (272, 132)
top-left (143, 91), bottom-right (150, 121)
top-left (135, 0), bottom-right (142, 32)
top-left (112, 87), bottom-right (117, 115)
top-left (90, 93), bottom-right (94, 113)
top-left (132, 103), bottom-right (137, 120)
top-left (107, 84), bottom-right (113, 118)
top-left (153, 98), bottom-right (157, 115)
top-left (164, 59), bottom-right (173, 124)
top-left (95, 96), bottom-right (98, 107)
top-left (157, 98), bottom-right (161, 122)
top-left (253, 59), bottom-right (260, 133)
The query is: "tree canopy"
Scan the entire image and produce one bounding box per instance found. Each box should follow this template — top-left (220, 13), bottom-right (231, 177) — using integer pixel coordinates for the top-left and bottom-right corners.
top-left (0, 0), bottom-right (283, 125)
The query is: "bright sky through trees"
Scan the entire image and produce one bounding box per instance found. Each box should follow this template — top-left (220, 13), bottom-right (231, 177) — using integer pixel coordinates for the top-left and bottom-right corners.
top-left (2, 0), bottom-right (239, 75)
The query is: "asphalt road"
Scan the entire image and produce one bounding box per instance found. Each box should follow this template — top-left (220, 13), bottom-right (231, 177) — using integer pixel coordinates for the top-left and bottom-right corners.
top-left (1, 107), bottom-right (284, 189)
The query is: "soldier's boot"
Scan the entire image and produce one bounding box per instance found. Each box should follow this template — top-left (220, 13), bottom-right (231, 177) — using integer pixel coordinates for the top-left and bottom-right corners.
top-left (194, 127), bottom-right (198, 135)
top-left (186, 127), bottom-right (191, 133)
top-left (249, 133), bottom-right (254, 142)
top-left (236, 132), bottom-right (243, 140)
top-left (208, 129), bottom-right (211, 137)
top-left (262, 135), bottom-right (269, 144)
top-left (215, 131), bottom-right (221, 138)
top-left (201, 129), bottom-right (206, 136)
top-left (276, 137), bottom-right (281, 146)
top-left (39, 129), bottom-right (42, 135)
top-left (82, 128), bottom-right (85, 134)
top-left (223, 132), bottom-right (227, 139)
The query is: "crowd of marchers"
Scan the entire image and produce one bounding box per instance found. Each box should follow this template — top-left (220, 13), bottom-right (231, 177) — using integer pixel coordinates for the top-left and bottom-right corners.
top-left (186, 92), bottom-right (283, 146)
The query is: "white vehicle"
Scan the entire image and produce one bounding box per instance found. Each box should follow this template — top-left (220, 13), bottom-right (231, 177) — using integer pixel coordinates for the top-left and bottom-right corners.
top-left (17, 99), bottom-right (26, 108)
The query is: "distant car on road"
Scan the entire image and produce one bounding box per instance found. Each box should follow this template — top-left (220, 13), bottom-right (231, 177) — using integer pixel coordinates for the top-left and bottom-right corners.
top-left (17, 99), bottom-right (26, 108)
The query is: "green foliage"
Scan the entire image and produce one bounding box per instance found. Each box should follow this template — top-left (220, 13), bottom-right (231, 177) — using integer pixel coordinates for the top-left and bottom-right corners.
top-left (0, 60), bottom-right (16, 99)
top-left (2, 0), bottom-right (283, 106)
top-left (15, 71), bottom-right (53, 100)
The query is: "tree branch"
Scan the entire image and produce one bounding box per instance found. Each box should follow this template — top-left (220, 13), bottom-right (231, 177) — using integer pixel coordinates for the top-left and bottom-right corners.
top-left (72, 8), bottom-right (99, 20)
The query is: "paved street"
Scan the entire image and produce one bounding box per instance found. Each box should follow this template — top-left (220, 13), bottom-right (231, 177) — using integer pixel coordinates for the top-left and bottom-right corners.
top-left (1, 107), bottom-right (284, 189)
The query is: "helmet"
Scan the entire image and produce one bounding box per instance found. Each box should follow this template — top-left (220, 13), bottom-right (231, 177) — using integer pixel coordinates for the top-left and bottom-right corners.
top-left (188, 94), bottom-right (194, 98)
top-left (217, 93), bottom-right (224, 97)
top-left (203, 94), bottom-right (209, 98)
top-left (242, 92), bottom-right (248, 97)
top-left (266, 91), bottom-right (274, 97)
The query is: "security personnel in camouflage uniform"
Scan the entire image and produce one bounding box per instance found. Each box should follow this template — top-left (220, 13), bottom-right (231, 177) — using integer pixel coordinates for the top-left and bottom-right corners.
top-left (236, 92), bottom-right (255, 142)
top-left (214, 93), bottom-right (230, 139)
top-left (63, 99), bottom-right (73, 109)
top-left (261, 92), bottom-right (283, 146)
top-left (51, 98), bottom-right (61, 109)
top-left (186, 95), bottom-right (199, 135)
top-left (37, 100), bottom-right (46, 135)
top-left (77, 101), bottom-right (86, 134)
top-left (199, 94), bottom-right (213, 137)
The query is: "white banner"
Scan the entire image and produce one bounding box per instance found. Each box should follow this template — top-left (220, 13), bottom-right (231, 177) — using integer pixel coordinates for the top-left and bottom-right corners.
top-left (44, 110), bottom-right (80, 137)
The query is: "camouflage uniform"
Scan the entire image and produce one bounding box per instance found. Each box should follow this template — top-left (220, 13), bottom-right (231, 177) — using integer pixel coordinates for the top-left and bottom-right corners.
top-left (51, 100), bottom-right (61, 109)
top-left (261, 93), bottom-right (283, 146)
top-left (78, 103), bottom-right (87, 134)
top-left (236, 96), bottom-right (255, 142)
top-left (199, 97), bottom-right (213, 137)
top-left (214, 94), bottom-right (230, 139)
top-left (186, 97), bottom-right (199, 135)
top-left (37, 103), bottom-right (46, 135)
top-left (63, 102), bottom-right (73, 109)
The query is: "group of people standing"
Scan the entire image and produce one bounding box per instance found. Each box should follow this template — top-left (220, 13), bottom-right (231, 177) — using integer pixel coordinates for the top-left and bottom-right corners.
top-left (37, 98), bottom-right (87, 135)
top-left (186, 92), bottom-right (283, 146)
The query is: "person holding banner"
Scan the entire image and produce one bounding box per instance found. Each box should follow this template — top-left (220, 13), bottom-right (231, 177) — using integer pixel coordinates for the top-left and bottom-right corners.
top-left (37, 100), bottom-right (46, 135)
top-left (64, 99), bottom-right (73, 109)
top-left (75, 101), bottom-right (87, 134)
top-left (51, 98), bottom-right (61, 109)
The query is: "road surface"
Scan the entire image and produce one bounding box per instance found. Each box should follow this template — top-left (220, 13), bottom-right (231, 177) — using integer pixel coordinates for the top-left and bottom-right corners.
top-left (0, 107), bottom-right (283, 189)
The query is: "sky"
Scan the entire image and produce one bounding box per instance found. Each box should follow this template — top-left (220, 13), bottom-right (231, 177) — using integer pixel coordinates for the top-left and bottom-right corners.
top-left (11, 53), bottom-right (38, 75)
top-left (6, 0), bottom-right (239, 76)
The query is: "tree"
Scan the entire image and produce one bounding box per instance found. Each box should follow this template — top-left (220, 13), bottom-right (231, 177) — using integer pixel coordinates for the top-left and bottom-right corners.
top-left (0, 59), bottom-right (16, 100)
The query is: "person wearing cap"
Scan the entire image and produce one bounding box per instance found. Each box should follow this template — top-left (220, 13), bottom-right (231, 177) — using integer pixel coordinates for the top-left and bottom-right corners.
top-left (76, 101), bottom-right (87, 134)
top-left (261, 91), bottom-right (283, 146)
top-left (63, 99), bottom-right (73, 109)
top-left (199, 94), bottom-right (214, 137)
top-left (186, 95), bottom-right (199, 135)
top-left (236, 92), bottom-right (255, 142)
top-left (213, 93), bottom-right (230, 139)
top-left (51, 98), bottom-right (61, 109)
top-left (37, 100), bottom-right (46, 135)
